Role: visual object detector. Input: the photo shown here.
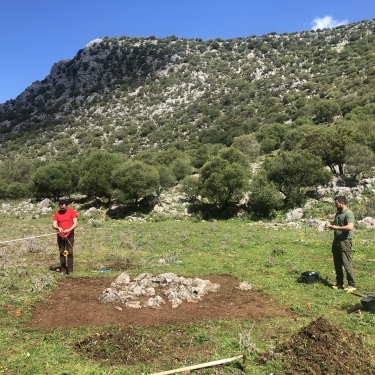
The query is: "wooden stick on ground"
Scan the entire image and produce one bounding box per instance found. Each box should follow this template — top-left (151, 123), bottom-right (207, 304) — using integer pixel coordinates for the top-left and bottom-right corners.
top-left (348, 291), bottom-right (364, 298)
top-left (150, 354), bottom-right (243, 375)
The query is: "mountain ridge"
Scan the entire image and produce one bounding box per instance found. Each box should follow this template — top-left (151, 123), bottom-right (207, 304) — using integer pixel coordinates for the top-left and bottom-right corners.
top-left (1, 18), bottom-right (375, 160)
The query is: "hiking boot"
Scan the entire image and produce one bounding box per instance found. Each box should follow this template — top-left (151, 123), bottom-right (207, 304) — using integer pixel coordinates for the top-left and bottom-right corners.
top-left (332, 284), bottom-right (344, 290)
top-left (344, 286), bottom-right (357, 292)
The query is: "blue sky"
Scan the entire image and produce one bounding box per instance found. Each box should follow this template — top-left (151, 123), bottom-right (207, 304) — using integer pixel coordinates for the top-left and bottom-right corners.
top-left (1, 0), bottom-right (375, 104)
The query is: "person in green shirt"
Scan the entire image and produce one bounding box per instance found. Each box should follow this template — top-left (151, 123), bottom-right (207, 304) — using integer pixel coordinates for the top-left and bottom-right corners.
top-left (325, 196), bottom-right (356, 291)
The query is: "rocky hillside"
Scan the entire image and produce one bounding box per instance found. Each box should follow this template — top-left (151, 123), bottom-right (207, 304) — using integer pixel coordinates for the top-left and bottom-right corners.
top-left (1, 19), bottom-right (375, 160)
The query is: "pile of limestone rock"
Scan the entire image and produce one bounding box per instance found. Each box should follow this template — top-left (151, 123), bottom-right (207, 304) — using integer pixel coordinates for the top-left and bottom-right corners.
top-left (98, 272), bottom-right (221, 309)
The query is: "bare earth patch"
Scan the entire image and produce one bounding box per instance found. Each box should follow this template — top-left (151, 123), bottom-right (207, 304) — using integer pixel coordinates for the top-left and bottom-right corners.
top-left (26, 275), bottom-right (375, 374)
top-left (28, 275), bottom-right (292, 328)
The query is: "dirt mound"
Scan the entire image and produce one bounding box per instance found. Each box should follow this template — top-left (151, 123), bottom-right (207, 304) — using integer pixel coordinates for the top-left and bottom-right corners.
top-left (261, 317), bottom-right (375, 374)
top-left (75, 323), bottom-right (216, 369)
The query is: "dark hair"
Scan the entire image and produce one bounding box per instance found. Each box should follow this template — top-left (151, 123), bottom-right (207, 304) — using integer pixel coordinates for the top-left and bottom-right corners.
top-left (58, 199), bottom-right (69, 206)
top-left (334, 196), bottom-right (347, 204)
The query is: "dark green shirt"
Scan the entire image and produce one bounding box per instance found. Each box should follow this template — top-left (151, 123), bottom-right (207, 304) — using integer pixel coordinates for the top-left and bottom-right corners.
top-left (333, 208), bottom-right (354, 239)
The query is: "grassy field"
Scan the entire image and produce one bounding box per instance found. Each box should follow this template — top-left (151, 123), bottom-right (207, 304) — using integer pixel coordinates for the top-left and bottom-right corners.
top-left (1, 213), bottom-right (375, 374)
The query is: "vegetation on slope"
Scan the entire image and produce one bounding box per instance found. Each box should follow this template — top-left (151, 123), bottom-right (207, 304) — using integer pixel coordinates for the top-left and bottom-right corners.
top-left (1, 19), bottom-right (375, 214)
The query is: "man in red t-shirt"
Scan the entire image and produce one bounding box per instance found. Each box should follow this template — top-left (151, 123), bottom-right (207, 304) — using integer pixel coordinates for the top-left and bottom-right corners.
top-left (52, 200), bottom-right (78, 274)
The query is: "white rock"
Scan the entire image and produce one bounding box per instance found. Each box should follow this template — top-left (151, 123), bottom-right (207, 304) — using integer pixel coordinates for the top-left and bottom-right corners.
top-left (144, 295), bottom-right (166, 309)
top-left (111, 272), bottom-right (131, 288)
top-left (125, 301), bottom-right (142, 309)
top-left (153, 203), bottom-right (165, 213)
top-left (304, 219), bottom-right (326, 231)
top-left (38, 198), bottom-right (52, 208)
top-left (83, 207), bottom-right (97, 216)
top-left (358, 217), bottom-right (375, 229)
top-left (286, 208), bottom-right (303, 222)
top-left (237, 281), bottom-right (252, 291)
top-left (41, 207), bottom-right (52, 214)
top-left (304, 199), bottom-right (318, 210)
top-left (98, 288), bottom-right (125, 303)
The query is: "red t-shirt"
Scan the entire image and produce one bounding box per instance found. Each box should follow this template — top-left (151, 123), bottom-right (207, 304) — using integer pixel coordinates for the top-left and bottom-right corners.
top-left (53, 207), bottom-right (78, 237)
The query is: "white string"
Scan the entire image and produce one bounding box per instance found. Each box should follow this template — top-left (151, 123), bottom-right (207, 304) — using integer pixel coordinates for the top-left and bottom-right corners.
top-left (0, 233), bottom-right (56, 245)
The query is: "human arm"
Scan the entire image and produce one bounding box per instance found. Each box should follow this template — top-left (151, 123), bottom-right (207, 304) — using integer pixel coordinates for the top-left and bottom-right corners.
top-left (62, 217), bottom-right (78, 234)
top-left (52, 219), bottom-right (64, 234)
top-left (325, 210), bottom-right (354, 231)
top-left (325, 222), bottom-right (354, 231)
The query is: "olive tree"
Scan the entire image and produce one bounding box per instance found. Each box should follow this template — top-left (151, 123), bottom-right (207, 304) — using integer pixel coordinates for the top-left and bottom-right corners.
top-left (231, 134), bottom-right (261, 161)
top-left (112, 161), bottom-right (159, 204)
top-left (78, 150), bottom-right (121, 204)
top-left (344, 143), bottom-right (375, 180)
top-left (199, 148), bottom-right (251, 207)
top-left (248, 172), bottom-right (284, 218)
top-left (263, 150), bottom-right (332, 207)
top-left (32, 162), bottom-right (74, 200)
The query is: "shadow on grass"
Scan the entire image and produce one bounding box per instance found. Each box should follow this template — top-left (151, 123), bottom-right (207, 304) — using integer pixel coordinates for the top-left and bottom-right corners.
top-left (106, 196), bottom-right (157, 219)
top-left (187, 201), bottom-right (249, 220)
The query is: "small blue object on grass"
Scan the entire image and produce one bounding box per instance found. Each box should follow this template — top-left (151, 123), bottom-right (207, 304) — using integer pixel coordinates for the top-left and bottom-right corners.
top-left (98, 269), bottom-right (111, 273)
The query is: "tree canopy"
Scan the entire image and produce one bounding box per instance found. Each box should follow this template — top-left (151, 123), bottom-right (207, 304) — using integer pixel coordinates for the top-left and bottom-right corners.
top-left (112, 161), bottom-right (159, 204)
top-left (263, 150), bottom-right (332, 207)
top-left (32, 162), bottom-right (73, 200)
top-left (78, 150), bottom-right (121, 203)
top-left (199, 147), bottom-right (251, 207)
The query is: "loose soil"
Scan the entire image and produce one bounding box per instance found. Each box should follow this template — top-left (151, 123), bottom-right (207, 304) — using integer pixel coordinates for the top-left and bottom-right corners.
top-left (259, 317), bottom-right (375, 375)
top-left (28, 275), bottom-right (292, 328)
top-left (27, 275), bottom-right (375, 374)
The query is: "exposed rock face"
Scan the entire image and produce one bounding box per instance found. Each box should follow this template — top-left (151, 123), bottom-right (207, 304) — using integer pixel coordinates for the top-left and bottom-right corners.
top-left (303, 218), bottom-right (326, 231)
top-left (357, 216), bottom-right (375, 229)
top-left (0, 199), bottom-right (53, 219)
top-left (1, 19), bottom-right (375, 163)
top-left (286, 208), bottom-right (303, 222)
top-left (83, 207), bottom-right (97, 216)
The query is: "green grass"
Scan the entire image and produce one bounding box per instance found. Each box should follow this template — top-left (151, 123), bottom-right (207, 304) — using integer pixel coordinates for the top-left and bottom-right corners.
top-left (1, 216), bottom-right (375, 374)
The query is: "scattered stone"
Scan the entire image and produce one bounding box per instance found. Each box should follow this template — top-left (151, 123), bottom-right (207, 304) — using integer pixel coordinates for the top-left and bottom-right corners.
top-left (111, 272), bottom-right (131, 288)
top-left (158, 258), bottom-right (167, 265)
top-left (237, 281), bottom-right (252, 291)
top-left (144, 296), bottom-right (166, 309)
top-left (303, 218), bottom-right (326, 231)
top-left (125, 301), bottom-right (142, 309)
top-left (286, 221), bottom-right (301, 228)
top-left (98, 288), bottom-right (126, 303)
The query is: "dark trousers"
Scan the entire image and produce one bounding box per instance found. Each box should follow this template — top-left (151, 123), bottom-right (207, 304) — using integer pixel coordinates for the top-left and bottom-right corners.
top-left (58, 236), bottom-right (74, 273)
top-left (332, 238), bottom-right (356, 287)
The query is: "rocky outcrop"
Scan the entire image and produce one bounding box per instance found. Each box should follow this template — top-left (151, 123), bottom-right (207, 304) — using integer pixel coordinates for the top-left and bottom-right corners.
top-left (0, 199), bottom-right (53, 219)
top-left (357, 217), bottom-right (375, 229)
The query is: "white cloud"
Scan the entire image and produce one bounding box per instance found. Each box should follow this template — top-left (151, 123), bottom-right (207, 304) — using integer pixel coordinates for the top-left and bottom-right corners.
top-left (311, 15), bottom-right (348, 30)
